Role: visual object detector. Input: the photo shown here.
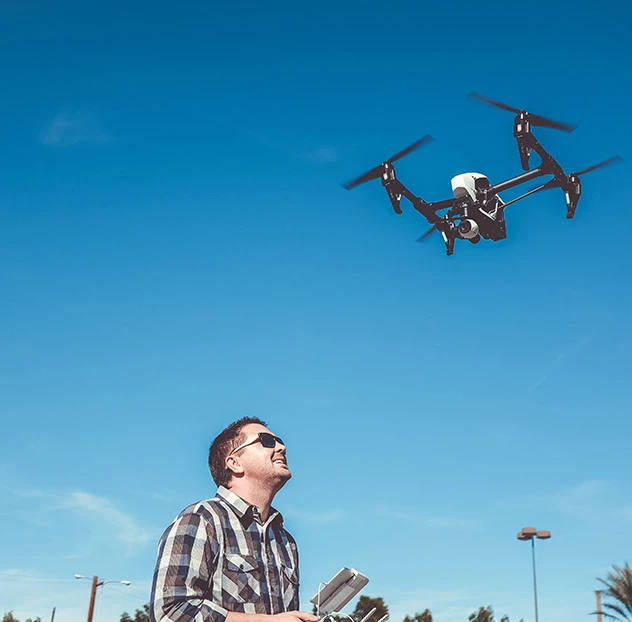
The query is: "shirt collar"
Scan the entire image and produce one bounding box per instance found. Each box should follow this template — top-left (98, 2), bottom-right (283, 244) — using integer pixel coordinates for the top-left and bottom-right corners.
top-left (217, 486), bottom-right (283, 527)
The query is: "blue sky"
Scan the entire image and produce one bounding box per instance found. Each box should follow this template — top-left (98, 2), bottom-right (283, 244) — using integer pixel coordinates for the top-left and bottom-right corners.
top-left (1, 2), bottom-right (630, 622)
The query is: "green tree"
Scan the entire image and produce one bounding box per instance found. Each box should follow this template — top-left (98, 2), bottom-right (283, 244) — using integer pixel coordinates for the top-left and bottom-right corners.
top-left (403, 609), bottom-right (432, 622)
top-left (594, 562), bottom-right (632, 621)
top-left (3, 613), bottom-right (20, 622)
top-left (468, 606), bottom-right (509, 622)
top-left (351, 596), bottom-right (388, 622)
top-left (121, 604), bottom-right (150, 622)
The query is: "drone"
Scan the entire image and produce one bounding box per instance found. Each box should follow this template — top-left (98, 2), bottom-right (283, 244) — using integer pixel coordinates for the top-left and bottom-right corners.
top-left (342, 92), bottom-right (623, 255)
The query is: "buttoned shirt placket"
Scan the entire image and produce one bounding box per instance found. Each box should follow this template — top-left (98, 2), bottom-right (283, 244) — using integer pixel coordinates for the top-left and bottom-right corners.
top-left (252, 506), bottom-right (276, 613)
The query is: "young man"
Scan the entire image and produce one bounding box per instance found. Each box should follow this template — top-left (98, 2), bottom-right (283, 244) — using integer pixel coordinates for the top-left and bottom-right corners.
top-left (150, 417), bottom-right (318, 622)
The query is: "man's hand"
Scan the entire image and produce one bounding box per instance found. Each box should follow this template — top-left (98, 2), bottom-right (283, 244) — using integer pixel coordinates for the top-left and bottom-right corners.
top-left (226, 611), bottom-right (319, 622)
top-left (271, 613), bottom-right (319, 622)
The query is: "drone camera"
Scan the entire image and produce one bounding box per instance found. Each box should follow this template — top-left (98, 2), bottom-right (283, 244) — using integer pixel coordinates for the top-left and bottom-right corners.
top-left (458, 218), bottom-right (479, 239)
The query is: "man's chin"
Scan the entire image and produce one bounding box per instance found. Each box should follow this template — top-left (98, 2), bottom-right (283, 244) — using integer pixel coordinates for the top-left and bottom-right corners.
top-left (278, 468), bottom-right (292, 483)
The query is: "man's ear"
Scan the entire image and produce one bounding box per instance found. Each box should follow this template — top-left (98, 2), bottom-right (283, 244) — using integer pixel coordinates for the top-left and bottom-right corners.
top-left (226, 454), bottom-right (245, 477)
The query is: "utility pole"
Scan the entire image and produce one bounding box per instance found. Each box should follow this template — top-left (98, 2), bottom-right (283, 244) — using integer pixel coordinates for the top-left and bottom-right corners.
top-left (87, 576), bottom-right (101, 622)
top-left (51, 608), bottom-right (56, 622)
top-left (596, 590), bottom-right (603, 622)
top-left (76, 573), bottom-right (130, 622)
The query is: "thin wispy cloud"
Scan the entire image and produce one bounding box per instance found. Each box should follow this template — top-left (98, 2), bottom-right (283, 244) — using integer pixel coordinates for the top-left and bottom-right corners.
top-left (285, 507), bottom-right (347, 523)
top-left (149, 492), bottom-right (177, 503)
top-left (62, 552), bottom-right (91, 560)
top-left (496, 479), bottom-right (612, 515)
top-left (239, 127), bottom-right (338, 163)
top-left (60, 491), bottom-right (155, 546)
top-left (395, 586), bottom-right (476, 607)
top-left (39, 110), bottom-right (112, 147)
top-left (3, 482), bottom-right (155, 548)
top-left (307, 147), bottom-right (338, 163)
top-left (0, 568), bottom-right (76, 584)
top-left (0, 569), bottom-right (144, 622)
top-left (529, 334), bottom-right (593, 391)
top-left (376, 505), bottom-right (480, 529)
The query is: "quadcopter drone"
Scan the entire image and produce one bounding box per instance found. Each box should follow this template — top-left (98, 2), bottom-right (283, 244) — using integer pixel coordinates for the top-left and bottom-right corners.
top-left (342, 92), bottom-right (623, 255)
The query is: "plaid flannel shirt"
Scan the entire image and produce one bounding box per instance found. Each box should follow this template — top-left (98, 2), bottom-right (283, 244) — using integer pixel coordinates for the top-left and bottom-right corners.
top-left (150, 487), bottom-right (300, 622)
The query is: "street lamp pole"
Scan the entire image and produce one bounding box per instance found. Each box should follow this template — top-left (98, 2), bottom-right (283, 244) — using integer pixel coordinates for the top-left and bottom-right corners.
top-left (517, 527), bottom-right (551, 622)
top-left (530, 538), bottom-right (539, 622)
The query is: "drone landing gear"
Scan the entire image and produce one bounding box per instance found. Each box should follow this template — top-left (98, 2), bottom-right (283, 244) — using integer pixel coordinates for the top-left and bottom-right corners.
top-left (437, 226), bottom-right (456, 256)
top-left (514, 112), bottom-right (533, 172)
top-left (564, 174), bottom-right (581, 219)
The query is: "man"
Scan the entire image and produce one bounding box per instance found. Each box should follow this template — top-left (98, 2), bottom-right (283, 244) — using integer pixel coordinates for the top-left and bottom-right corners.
top-left (150, 417), bottom-right (318, 622)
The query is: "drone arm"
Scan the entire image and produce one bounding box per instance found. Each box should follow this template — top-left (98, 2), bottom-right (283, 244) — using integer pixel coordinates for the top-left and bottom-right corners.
top-left (411, 197), bottom-right (448, 223)
top-left (495, 179), bottom-right (559, 210)
top-left (383, 178), bottom-right (444, 222)
top-left (488, 166), bottom-right (549, 196)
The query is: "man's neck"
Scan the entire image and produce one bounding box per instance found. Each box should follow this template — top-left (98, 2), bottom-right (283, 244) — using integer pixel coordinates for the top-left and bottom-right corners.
top-left (228, 481), bottom-right (278, 522)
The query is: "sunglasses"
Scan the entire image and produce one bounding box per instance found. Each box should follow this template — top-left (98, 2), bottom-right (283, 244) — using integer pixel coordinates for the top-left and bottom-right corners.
top-left (229, 432), bottom-right (284, 455)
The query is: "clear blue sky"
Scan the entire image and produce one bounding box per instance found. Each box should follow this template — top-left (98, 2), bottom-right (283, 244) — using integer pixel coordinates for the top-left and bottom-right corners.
top-left (1, 2), bottom-right (630, 622)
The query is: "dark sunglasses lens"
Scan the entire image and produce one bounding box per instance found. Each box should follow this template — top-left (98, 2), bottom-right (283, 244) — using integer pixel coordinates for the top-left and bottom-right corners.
top-left (259, 433), bottom-right (282, 448)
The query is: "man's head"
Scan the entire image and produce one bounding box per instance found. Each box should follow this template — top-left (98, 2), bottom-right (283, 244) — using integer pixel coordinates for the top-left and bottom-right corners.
top-left (208, 417), bottom-right (291, 491)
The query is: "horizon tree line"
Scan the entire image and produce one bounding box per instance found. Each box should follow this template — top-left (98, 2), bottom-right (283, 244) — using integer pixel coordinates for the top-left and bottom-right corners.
top-left (3, 562), bottom-right (631, 622)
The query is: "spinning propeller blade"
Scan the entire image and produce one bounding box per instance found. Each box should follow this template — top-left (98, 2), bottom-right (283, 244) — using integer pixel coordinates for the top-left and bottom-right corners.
top-left (341, 165), bottom-right (383, 190)
top-left (342, 135), bottom-right (434, 190)
top-left (466, 91), bottom-right (518, 114)
top-left (466, 91), bottom-right (577, 133)
top-left (573, 155), bottom-right (623, 176)
top-left (525, 156), bottom-right (623, 195)
top-left (416, 225), bottom-right (437, 242)
top-left (386, 135), bottom-right (434, 164)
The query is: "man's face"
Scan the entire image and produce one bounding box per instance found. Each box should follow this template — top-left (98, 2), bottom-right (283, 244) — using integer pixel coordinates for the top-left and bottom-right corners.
top-left (231, 423), bottom-right (291, 489)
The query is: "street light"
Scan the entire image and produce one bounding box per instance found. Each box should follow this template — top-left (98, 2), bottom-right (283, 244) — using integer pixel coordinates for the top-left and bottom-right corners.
top-left (517, 527), bottom-right (551, 622)
top-left (75, 574), bottom-right (131, 622)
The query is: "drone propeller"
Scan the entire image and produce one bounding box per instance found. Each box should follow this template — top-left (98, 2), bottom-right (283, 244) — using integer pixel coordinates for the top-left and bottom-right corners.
top-left (416, 224), bottom-right (437, 242)
top-left (524, 155), bottom-right (624, 197)
top-left (341, 135), bottom-right (434, 190)
top-left (466, 92), bottom-right (578, 133)
top-left (572, 155), bottom-right (623, 176)
top-left (532, 155), bottom-right (623, 189)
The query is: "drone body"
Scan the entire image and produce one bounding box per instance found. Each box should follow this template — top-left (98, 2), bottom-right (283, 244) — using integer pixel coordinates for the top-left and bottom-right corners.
top-left (342, 93), bottom-right (622, 255)
top-left (449, 172), bottom-right (506, 244)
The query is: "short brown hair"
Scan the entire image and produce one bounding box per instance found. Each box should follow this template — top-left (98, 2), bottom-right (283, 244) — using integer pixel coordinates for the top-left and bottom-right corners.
top-left (208, 416), bottom-right (267, 487)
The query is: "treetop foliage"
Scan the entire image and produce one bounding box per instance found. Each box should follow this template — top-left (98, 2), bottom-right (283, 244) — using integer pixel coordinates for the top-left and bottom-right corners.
top-left (594, 562), bottom-right (632, 622)
top-left (2, 613), bottom-right (41, 622)
top-left (403, 609), bottom-right (433, 622)
top-left (120, 604), bottom-right (150, 622)
top-left (352, 596), bottom-right (388, 622)
top-left (467, 605), bottom-right (514, 622)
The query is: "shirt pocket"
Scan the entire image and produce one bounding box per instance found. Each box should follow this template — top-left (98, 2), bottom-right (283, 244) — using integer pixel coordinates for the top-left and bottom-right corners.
top-left (280, 561), bottom-right (299, 611)
top-left (222, 553), bottom-right (262, 607)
